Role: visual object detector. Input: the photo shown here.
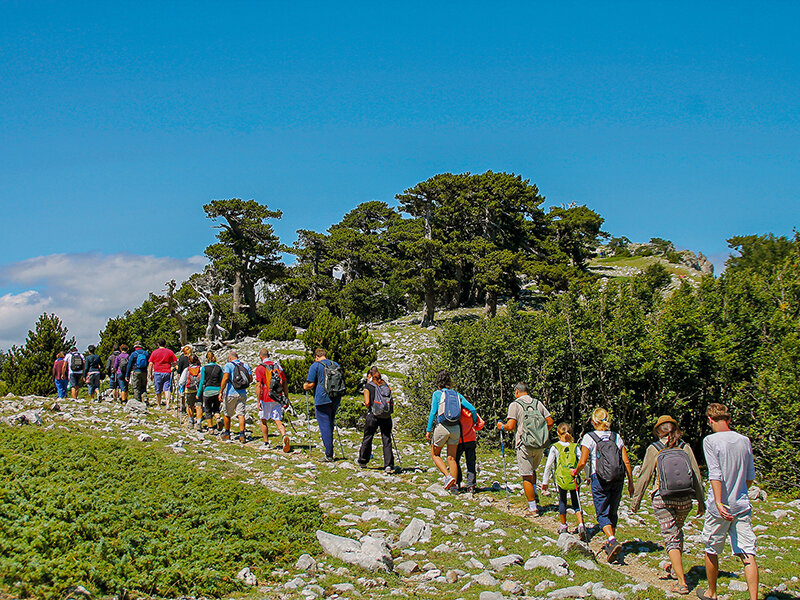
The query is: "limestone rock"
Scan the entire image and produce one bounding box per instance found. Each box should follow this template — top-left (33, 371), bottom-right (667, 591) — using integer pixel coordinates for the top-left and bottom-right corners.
top-left (315, 530), bottom-right (393, 572)
top-left (473, 571), bottom-right (499, 587)
top-left (295, 553), bottom-right (317, 572)
top-left (396, 517), bottom-right (432, 548)
top-left (500, 580), bottom-right (523, 594)
top-left (137, 433), bottom-right (153, 442)
top-left (479, 592), bottom-right (504, 600)
top-left (729, 580), bottom-right (748, 592)
top-left (125, 399), bottom-right (148, 414)
top-left (557, 533), bottom-right (594, 558)
top-left (236, 567), bottom-right (257, 586)
top-left (575, 559), bottom-right (598, 571)
top-left (525, 555), bottom-right (569, 577)
top-left (547, 585), bottom-right (590, 599)
top-left (489, 554), bottom-right (523, 571)
top-left (535, 580), bottom-right (557, 592)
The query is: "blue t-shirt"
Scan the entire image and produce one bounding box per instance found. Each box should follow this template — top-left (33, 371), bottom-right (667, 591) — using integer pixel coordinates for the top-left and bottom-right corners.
top-left (426, 389), bottom-right (477, 432)
top-left (223, 360), bottom-right (252, 396)
top-left (306, 359), bottom-right (340, 406)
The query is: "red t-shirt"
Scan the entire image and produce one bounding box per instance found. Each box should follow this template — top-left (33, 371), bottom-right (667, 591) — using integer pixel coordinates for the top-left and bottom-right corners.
top-left (148, 347), bottom-right (177, 373)
top-left (459, 407), bottom-right (485, 443)
top-left (254, 360), bottom-right (286, 403)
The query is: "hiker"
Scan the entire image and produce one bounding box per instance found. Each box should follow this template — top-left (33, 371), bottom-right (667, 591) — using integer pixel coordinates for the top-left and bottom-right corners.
top-left (497, 382), bottom-right (554, 516)
top-left (52, 352), bottom-right (68, 399)
top-left (64, 346), bottom-right (84, 399)
top-left (542, 423), bottom-right (587, 540)
top-left (456, 405), bottom-right (485, 493)
top-left (631, 415), bottom-right (705, 596)
top-left (106, 344), bottom-right (121, 403)
top-left (303, 348), bottom-right (345, 462)
top-left (179, 354), bottom-right (203, 430)
top-left (254, 349), bottom-right (291, 452)
top-left (697, 403), bottom-right (758, 600)
top-left (197, 351), bottom-right (223, 433)
top-left (357, 366), bottom-right (395, 473)
top-left (571, 407), bottom-right (634, 562)
top-left (113, 344), bottom-right (130, 403)
top-left (83, 345), bottom-right (104, 401)
top-left (218, 350), bottom-right (252, 443)
top-left (125, 342), bottom-right (149, 404)
top-left (148, 339), bottom-right (177, 409)
top-left (426, 370), bottom-right (478, 491)
top-left (175, 345), bottom-right (192, 413)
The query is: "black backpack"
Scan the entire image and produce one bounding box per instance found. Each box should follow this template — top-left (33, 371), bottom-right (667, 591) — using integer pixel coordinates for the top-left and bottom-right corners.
top-left (263, 361), bottom-right (285, 401)
top-left (117, 355), bottom-right (129, 376)
top-left (231, 361), bottom-right (252, 389)
top-left (322, 361), bottom-right (346, 398)
top-left (589, 431), bottom-right (625, 483)
top-left (70, 353), bottom-right (84, 372)
top-left (653, 441), bottom-right (694, 497)
top-left (106, 351), bottom-right (119, 376)
top-left (204, 364), bottom-right (223, 387)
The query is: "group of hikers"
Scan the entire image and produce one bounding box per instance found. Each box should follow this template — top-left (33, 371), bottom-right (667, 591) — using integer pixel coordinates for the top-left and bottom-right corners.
top-left (51, 344), bottom-right (757, 600)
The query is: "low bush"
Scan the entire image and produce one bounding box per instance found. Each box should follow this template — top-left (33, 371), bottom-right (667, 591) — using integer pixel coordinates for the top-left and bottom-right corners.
top-left (258, 318), bottom-right (297, 341)
top-left (0, 429), bottom-right (322, 599)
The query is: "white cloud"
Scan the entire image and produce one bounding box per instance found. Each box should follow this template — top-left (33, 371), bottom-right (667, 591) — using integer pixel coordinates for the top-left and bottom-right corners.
top-left (0, 253), bottom-right (205, 350)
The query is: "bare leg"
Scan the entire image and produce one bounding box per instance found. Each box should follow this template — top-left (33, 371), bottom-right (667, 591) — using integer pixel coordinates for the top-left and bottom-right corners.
top-left (238, 414), bottom-right (246, 435)
top-left (739, 554), bottom-right (758, 600)
top-left (431, 445), bottom-right (449, 477)
top-left (668, 548), bottom-right (687, 587)
top-left (260, 419), bottom-right (269, 443)
top-left (446, 444), bottom-right (459, 479)
top-left (703, 552), bottom-right (719, 599)
top-left (275, 419), bottom-right (287, 437)
top-left (522, 475), bottom-right (536, 502)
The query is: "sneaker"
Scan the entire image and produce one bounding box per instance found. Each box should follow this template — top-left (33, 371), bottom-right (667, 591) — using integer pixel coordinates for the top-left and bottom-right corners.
top-left (558, 524), bottom-right (569, 534)
top-left (577, 524), bottom-right (587, 542)
top-left (385, 466), bottom-right (395, 474)
top-left (443, 476), bottom-right (456, 490)
top-left (220, 432), bottom-right (231, 441)
top-left (357, 461), bottom-right (368, 469)
top-left (282, 435), bottom-right (291, 453)
top-left (322, 455), bottom-right (335, 462)
top-left (604, 539), bottom-right (622, 562)
top-left (238, 433), bottom-right (247, 444)
top-left (466, 486), bottom-right (477, 494)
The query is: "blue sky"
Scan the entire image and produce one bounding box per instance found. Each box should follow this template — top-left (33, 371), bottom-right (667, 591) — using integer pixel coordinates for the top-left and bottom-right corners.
top-left (1, 1), bottom-right (798, 346)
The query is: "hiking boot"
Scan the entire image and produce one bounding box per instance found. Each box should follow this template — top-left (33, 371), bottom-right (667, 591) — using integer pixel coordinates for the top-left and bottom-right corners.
top-left (282, 435), bottom-right (291, 453)
top-left (604, 539), bottom-right (622, 562)
top-left (357, 461), bottom-right (368, 469)
top-left (238, 433), bottom-right (247, 444)
top-left (220, 432), bottom-right (231, 441)
top-left (385, 466), bottom-right (395, 474)
top-left (322, 455), bottom-right (335, 462)
top-left (466, 485), bottom-right (477, 494)
top-left (577, 524), bottom-right (587, 542)
top-left (443, 476), bottom-right (456, 490)
top-left (558, 524), bottom-right (569, 534)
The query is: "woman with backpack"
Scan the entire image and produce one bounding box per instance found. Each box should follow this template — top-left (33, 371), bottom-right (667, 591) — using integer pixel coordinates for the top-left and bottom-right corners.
top-left (571, 407), bottom-right (634, 562)
top-left (631, 415), bottom-right (705, 595)
top-left (426, 370), bottom-right (478, 491)
top-left (179, 354), bottom-right (203, 431)
top-left (357, 367), bottom-right (395, 473)
top-left (196, 351), bottom-right (223, 433)
top-left (541, 423), bottom-right (587, 540)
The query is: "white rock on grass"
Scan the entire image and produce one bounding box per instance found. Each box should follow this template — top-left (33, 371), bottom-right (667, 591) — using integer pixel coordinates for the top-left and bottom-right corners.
top-left (500, 580), bottom-right (523, 594)
top-left (591, 583), bottom-right (623, 600)
top-left (547, 585), bottom-right (590, 599)
top-left (137, 433), bottom-right (152, 442)
top-left (535, 580), bottom-right (557, 592)
top-left (575, 559), bottom-right (599, 571)
top-left (489, 554), bottom-right (523, 571)
top-left (729, 580), bottom-right (748, 592)
top-left (236, 567), bottom-right (257, 586)
top-left (395, 560), bottom-right (419, 575)
top-left (295, 554), bottom-right (317, 572)
top-left (479, 592), bottom-right (504, 600)
top-left (557, 533), bottom-right (594, 557)
top-left (524, 555), bottom-right (569, 577)
top-left (396, 518), bottom-right (432, 548)
top-left (316, 530), bottom-right (393, 572)
top-left (125, 399), bottom-right (148, 414)
top-left (332, 583), bottom-right (355, 593)
top-left (473, 571), bottom-right (499, 587)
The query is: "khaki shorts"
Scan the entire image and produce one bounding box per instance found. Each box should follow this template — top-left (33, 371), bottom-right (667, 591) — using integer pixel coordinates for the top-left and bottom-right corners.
top-left (703, 509), bottom-right (757, 556)
top-left (432, 423), bottom-right (461, 447)
top-left (224, 394), bottom-right (246, 418)
top-left (516, 445), bottom-right (544, 477)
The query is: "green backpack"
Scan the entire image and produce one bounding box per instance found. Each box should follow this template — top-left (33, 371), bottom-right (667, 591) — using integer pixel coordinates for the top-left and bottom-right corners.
top-left (555, 442), bottom-right (579, 491)
top-left (514, 397), bottom-right (549, 449)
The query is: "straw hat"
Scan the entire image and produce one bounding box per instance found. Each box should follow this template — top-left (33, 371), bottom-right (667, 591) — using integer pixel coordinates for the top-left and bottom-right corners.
top-left (653, 414), bottom-right (678, 434)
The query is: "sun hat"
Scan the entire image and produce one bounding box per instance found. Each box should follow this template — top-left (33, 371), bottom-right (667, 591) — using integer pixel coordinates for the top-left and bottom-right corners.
top-left (653, 414), bottom-right (678, 435)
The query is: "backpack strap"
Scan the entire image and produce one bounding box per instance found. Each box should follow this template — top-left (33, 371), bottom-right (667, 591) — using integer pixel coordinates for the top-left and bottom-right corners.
top-left (653, 440), bottom-right (666, 452)
top-left (588, 431), bottom-right (601, 444)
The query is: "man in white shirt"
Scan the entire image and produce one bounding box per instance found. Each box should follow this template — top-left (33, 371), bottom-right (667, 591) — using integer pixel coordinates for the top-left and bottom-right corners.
top-left (698, 403), bottom-right (757, 600)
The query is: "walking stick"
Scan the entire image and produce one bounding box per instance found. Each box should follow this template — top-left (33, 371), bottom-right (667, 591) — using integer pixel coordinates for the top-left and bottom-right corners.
top-left (335, 424), bottom-right (346, 461)
top-left (173, 370), bottom-right (180, 428)
top-left (390, 429), bottom-right (403, 472)
top-left (499, 425), bottom-right (509, 509)
top-left (281, 395), bottom-right (298, 434)
top-left (305, 391), bottom-right (312, 456)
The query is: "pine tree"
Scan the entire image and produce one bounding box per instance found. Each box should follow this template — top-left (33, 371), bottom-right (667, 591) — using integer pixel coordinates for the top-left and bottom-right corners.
top-left (1, 313), bottom-right (75, 396)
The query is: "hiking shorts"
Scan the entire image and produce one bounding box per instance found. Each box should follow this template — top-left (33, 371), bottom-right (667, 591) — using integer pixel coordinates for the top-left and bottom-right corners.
top-left (703, 509), bottom-right (757, 556)
top-left (118, 377), bottom-right (128, 392)
top-left (86, 372), bottom-right (101, 394)
top-left (185, 391), bottom-right (198, 409)
top-left (109, 375), bottom-right (119, 389)
top-left (516, 445), bottom-right (544, 477)
top-left (432, 422), bottom-right (461, 447)
top-left (225, 394), bottom-right (246, 418)
top-left (259, 400), bottom-right (283, 421)
top-left (203, 393), bottom-right (221, 418)
top-left (69, 373), bottom-right (82, 388)
top-left (153, 372), bottom-right (172, 393)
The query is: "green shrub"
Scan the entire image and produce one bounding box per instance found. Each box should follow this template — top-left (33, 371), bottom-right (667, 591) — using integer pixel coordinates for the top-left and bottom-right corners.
top-left (335, 396), bottom-right (367, 428)
top-left (0, 429), bottom-right (323, 599)
top-left (286, 301), bottom-right (326, 329)
top-left (281, 357), bottom-right (312, 394)
top-left (258, 318), bottom-right (297, 341)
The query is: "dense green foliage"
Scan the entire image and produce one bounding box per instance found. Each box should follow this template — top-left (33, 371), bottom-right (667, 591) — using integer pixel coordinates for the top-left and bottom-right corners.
top-left (407, 234), bottom-right (800, 491)
top-left (0, 429), bottom-right (322, 599)
top-left (1, 314), bottom-right (73, 396)
top-left (302, 310), bottom-right (380, 394)
top-left (258, 318), bottom-right (297, 341)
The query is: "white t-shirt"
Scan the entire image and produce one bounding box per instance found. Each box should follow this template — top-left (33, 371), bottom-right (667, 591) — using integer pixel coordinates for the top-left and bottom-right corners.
top-left (580, 430), bottom-right (625, 475)
top-left (703, 430), bottom-right (755, 517)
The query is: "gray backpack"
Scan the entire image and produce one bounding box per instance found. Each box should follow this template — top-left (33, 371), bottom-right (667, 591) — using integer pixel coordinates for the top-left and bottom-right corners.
top-left (589, 431), bottom-right (625, 483)
top-left (653, 441), bottom-right (694, 497)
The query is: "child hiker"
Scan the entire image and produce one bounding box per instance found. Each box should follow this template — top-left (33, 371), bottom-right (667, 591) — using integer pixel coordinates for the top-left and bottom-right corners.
top-left (541, 423), bottom-right (587, 541)
top-left (456, 405), bottom-right (485, 494)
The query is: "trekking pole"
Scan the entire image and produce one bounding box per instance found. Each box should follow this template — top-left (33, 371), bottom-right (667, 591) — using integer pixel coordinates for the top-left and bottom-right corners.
top-left (305, 391), bottom-right (312, 457)
top-left (390, 429), bottom-right (403, 472)
top-left (173, 371), bottom-right (180, 428)
top-left (499, 424), bottom-right (509, 509)
top-left (335, 424), bottom-right (346, 461)
top-left (282, 395), bottom-right (298, 434)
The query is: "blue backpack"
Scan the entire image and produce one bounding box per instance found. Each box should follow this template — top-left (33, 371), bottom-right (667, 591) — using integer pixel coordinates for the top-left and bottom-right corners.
top-left (436, 389), bottom-right (462, 426)
top-left (134, 350), bottom-right (148, 370)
